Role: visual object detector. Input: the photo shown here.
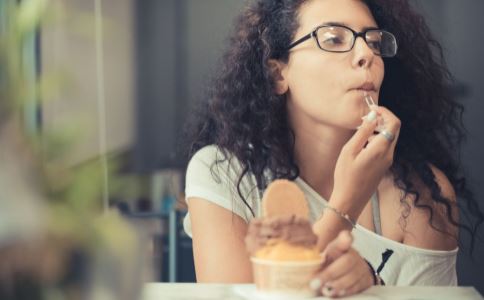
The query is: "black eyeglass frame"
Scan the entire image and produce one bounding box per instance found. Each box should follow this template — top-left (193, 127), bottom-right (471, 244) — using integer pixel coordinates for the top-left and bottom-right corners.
top-left (287, 24), bottom-right (398, 58)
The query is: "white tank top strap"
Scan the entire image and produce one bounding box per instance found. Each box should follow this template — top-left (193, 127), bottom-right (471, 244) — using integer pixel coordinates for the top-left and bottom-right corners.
top-left (371, 192), bottom-right (382, 236)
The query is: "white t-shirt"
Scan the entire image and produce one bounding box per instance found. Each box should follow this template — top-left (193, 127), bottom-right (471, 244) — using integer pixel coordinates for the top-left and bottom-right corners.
top-left (183, 145), bottom-right (458, 286)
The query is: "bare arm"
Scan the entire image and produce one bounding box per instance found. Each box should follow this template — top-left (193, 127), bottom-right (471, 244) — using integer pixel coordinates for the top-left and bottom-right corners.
top-left (188, 197), bottom-right (253, 283)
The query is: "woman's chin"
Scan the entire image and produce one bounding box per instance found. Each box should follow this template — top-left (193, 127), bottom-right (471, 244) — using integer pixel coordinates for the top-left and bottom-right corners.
top-left (342, 114), bottom-right (366, 130)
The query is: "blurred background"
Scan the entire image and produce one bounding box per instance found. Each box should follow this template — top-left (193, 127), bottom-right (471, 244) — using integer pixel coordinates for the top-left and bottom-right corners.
top-left (1, 0), bottom-right (483, 298)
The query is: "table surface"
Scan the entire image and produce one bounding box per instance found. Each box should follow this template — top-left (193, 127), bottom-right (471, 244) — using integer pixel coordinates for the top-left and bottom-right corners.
top-left (142, 283), bottom-right (483, 300)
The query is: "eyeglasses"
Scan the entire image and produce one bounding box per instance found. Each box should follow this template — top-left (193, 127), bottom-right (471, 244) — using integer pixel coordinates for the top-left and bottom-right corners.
top-left (287, 24), bottom-right (398, 58)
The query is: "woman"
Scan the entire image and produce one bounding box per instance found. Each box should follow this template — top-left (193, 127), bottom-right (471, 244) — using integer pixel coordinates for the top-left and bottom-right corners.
top-left (183, 0), bottom-right (483, 297)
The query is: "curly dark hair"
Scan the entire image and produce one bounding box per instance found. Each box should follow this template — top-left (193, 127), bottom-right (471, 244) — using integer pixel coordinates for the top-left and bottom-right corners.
top-left (184, 0), bottom-right (483, 251)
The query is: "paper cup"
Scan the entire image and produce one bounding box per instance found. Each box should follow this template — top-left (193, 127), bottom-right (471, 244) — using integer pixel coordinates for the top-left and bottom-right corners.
top-left (251, 257), bottom-right (323, 298)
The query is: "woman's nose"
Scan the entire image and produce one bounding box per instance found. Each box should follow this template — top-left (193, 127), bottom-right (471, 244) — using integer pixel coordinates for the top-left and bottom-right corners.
top-left (352, 37), bottom-right (374, 69)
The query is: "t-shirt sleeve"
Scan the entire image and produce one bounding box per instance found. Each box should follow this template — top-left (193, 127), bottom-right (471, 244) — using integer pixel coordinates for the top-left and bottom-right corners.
top-left (183, 145), bottom-right (259, 238)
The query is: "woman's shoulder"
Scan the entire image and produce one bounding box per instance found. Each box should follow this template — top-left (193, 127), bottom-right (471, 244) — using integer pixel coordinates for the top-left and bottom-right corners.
top-left (187, 145), bottom-right (258, 193)
top-left (381, 164), bottom-right (456, 210)
top-left (381, 164), bottom-right (458, 251)
top-left (189, 145), bottom-right (224, 164)
top-left (409, 164), bottom-right (458, 238)
top-left (185, 145), bottom-right (261, 222)
top-left (188, 145), bottom-right (245, 176)
top-left (427, 164), bottom-right (456, 203)
top-left (405, 164), bottom-right (457, 215)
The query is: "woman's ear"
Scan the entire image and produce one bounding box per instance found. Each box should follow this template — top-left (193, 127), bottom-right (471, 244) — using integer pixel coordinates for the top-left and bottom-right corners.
top-left (268, 59), bottom-right (289, 95)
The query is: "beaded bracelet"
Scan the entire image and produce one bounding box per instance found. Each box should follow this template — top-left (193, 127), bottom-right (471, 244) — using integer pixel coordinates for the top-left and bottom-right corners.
top-left (321, 204), bottom-right (356, 229)
top-left (365, 259), bottom-right (385, 286)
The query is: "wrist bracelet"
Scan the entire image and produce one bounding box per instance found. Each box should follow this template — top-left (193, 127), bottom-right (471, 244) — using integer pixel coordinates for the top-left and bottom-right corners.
top-left (364, 259), bottom-right (385, 285)
top-left (365, 260), bottom-right (378, 285)
top-left (321, 204), bottom-right (356, 228)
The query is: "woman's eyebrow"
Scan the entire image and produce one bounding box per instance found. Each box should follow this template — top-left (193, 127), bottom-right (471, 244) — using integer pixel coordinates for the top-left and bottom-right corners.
top-left (321, 21), bottom-right (379, 31)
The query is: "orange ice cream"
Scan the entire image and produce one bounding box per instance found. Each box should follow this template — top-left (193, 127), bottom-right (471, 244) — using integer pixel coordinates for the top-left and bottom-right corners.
top-left (246, 214), bottom-right (321, 261)
top-left (245, 180), bottom-right (321, 262)
top-left (254, 239), bottom-right (321, 261)
top-left (247, 180), bottom-right (323, 297)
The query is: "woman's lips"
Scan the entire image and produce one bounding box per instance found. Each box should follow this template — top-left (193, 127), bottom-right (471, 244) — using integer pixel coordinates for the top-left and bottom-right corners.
top-left (351, 82), bottom-right (376, 93)
top-left (357, 82), bottom-right (376, 91)
top-left (349, 88), bottom-right (376, 95)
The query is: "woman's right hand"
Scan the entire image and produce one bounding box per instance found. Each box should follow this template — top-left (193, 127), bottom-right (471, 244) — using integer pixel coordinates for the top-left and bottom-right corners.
top-left (330, 106), bottom-right (401, 219)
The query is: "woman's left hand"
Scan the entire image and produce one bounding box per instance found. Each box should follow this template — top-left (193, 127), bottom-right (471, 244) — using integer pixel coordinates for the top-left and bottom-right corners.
top-left (310, 231), bottom-right (374, 298)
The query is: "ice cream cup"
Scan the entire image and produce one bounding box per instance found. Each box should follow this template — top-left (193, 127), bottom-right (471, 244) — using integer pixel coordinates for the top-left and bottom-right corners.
top-left (250, 256), bottom-right (324, 299)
